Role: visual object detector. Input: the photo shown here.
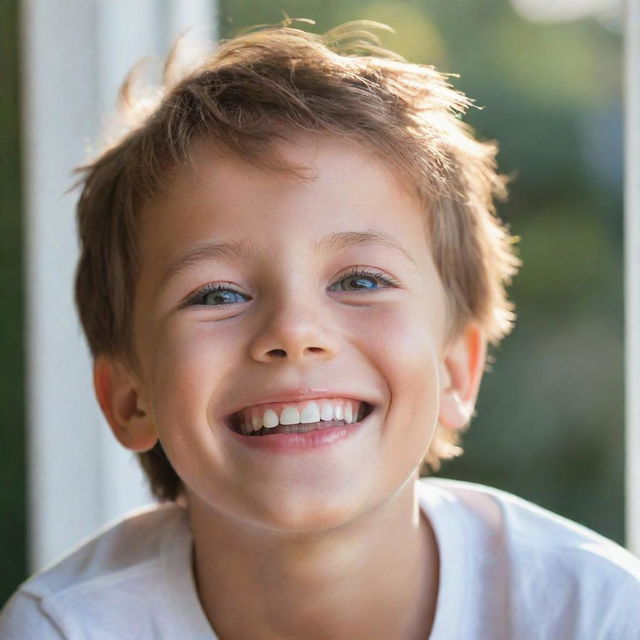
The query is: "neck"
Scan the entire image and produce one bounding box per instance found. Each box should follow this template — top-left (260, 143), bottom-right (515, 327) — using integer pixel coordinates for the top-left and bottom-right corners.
top-left (187, 476), bottom-right (440, 640)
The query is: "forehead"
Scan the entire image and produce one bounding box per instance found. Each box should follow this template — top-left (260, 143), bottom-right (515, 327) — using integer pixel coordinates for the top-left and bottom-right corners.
top-left (139, 133), bottom-right (432, 270)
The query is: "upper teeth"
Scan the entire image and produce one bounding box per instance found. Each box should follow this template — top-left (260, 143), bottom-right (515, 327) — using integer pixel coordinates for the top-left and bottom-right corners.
top-left (236, 399), bottom-right (363, 434)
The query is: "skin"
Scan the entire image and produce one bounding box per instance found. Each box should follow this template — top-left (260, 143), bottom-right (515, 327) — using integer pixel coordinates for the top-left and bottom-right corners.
top-left (94, 133), bottom-right (486, 639)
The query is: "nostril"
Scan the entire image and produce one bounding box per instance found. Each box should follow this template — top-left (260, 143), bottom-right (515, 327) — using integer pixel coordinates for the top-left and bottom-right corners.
top-left (268, 349), bottom-right (287, 358)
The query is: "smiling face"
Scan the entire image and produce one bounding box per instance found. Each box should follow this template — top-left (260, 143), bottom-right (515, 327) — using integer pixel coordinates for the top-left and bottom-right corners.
top-left (97, 133), bottom-right (479, 532)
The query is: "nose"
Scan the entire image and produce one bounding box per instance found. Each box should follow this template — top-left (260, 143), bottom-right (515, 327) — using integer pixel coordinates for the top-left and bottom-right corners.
top-left (248, 293), bottom-right (340, 364)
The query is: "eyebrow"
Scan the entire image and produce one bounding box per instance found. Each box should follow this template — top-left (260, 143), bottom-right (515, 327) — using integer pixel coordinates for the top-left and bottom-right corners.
top-left (157, 228), bottom-right (417, 293)
top-left (315, 229), bottom-right (418, 267)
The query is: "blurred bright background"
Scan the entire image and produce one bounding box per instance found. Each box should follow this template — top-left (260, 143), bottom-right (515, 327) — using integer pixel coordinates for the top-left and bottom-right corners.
top-left (0, 0), bottom-right (628, 604)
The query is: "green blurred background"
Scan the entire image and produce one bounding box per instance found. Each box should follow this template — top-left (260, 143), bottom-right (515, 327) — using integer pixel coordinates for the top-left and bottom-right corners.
top-left (0, 0), bottom-right (624, 603)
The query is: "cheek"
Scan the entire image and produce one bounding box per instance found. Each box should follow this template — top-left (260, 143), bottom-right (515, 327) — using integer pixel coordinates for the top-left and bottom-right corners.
top-left (146, 319), bottom-right (240, 433)
top-left (356, 304), bottom-right (441, 419)
top-left (144, 320), bottom-right (245, 492)
top-left (331, 304), bottom-right (441, 499)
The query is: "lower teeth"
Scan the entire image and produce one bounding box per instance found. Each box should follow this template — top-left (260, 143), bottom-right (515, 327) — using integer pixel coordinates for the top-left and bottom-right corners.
top-left (249, 419), bottom-right (350, 436)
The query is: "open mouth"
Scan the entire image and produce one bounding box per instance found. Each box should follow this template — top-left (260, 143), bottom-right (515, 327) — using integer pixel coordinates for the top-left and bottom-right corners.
top-left (226, 400), bottom-right (375, 436)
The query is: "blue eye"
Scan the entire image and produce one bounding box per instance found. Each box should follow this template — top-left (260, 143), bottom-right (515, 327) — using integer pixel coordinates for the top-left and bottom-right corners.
top-left (330, 268), bottom-right (397, 292)
top-left (187, 284), bottom-right (248, 307)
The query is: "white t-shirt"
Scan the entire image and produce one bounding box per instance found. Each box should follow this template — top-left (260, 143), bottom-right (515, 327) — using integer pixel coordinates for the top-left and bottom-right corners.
top-left (2, 477), bottom-right (639, 639)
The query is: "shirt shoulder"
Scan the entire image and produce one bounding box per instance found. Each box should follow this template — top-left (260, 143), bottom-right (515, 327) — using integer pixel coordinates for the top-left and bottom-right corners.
top-left (420, 477), bottom-right (640, 639)
top-left (423, 476), bottom-right (640, 574)
top-left (0, 591), bottom-right (66, 640)
top-left (0, 503), bottom-right (189, 640)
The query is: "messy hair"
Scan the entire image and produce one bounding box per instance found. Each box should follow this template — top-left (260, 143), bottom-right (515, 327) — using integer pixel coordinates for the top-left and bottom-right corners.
top-left (74, 20), bottom-right (520, 501)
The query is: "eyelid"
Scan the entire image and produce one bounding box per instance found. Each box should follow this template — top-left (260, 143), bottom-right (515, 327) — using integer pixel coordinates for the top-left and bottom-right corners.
top-left (180, 282), bottom-right (248, 308)
top-left (331, 266), bottom-right (400, 290)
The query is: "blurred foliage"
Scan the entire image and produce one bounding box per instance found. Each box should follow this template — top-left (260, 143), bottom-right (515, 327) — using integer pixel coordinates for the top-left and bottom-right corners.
top-left (0, 0), bottom-right (26, 605)
top-left (219, 1), bottom-right (625, 542)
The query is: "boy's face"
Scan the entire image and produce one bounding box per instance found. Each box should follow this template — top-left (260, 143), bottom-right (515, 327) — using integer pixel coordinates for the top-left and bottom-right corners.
top-left (108, 134), bottom-right (481, 530)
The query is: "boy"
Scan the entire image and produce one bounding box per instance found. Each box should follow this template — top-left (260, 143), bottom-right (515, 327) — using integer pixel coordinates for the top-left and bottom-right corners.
top-left (2, 20), bottom-right (639, 639)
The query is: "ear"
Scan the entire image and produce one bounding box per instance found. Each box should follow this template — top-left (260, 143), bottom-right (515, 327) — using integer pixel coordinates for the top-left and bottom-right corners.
top-left (438, 323), bottom-right (487, 432)
top-left (93, 355), bottom-right (158, 452)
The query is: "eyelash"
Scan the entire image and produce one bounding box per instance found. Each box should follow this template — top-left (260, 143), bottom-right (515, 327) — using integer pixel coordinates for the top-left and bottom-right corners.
top-left (184, 267), bottom-right (400, 307)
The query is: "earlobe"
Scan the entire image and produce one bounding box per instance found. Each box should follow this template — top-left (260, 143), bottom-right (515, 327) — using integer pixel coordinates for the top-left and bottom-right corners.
top-left (93, 355), bottom-right (158, 452)
top-left (438, 324), bottom-right (487, 432)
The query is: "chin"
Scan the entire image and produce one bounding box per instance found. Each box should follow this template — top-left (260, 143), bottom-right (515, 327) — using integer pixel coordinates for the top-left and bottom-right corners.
top-left (245, 489), bottom-right (372, 534)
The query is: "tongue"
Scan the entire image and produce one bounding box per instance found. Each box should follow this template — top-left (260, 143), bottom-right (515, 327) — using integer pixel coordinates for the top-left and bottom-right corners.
top-left (254, 419), bottom-right (348, 436)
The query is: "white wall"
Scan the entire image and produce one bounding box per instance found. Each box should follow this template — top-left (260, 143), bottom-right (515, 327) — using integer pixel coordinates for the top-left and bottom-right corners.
top-left (21, 0), bottom-right (216, 572)
top-left (625, 0), bottom-right (640, 556)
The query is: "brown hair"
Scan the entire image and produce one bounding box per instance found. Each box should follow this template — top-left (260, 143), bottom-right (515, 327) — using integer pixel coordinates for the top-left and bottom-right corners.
top-left (74, 20), bottom-right (520, 501)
